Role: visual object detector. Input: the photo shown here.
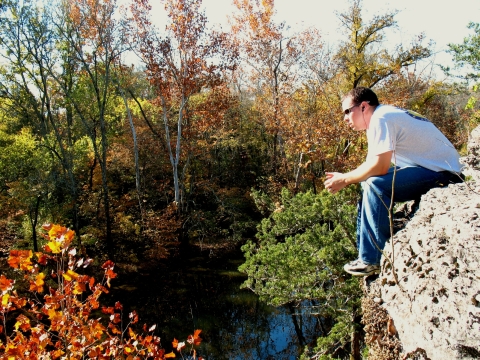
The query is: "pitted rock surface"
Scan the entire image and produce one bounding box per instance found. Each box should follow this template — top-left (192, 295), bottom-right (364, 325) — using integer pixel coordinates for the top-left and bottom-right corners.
top-left (367, 126), bottom-right (480, 360)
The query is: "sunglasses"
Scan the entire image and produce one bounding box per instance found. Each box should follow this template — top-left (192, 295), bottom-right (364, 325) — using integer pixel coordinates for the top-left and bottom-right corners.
top-left (343, 104), bottom-right (360, 115)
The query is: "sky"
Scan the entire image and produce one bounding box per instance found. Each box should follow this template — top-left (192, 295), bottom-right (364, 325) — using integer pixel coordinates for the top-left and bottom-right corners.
top-left (192, 0), bottom-right (480, 78)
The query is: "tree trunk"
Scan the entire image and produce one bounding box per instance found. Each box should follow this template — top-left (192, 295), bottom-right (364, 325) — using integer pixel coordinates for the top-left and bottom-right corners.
top-left (287, 302), bottom-right (306, 346)
top-left (351, 314), bottom-right (363, 360)
top-left (29, 196), bottom-right (41, 252)
top-left (120, 87), bottom-right (143, 216)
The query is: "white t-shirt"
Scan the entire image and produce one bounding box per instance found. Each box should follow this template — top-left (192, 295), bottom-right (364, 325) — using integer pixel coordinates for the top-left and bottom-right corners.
top-left (367, 105), bottom-right (463, 173)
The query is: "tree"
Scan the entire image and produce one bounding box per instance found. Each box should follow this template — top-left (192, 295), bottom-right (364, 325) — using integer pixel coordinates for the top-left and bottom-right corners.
top-left (0, 124), bottom-right (51, 251)
top-left (231, 0), bottom-right (301, 177)
top-left (446, 22), bottom-right (480, 82)
top-left (0, 0), bottom-right (87, 244)
top-left (335, 0), bottom-right (432, 89)
top-left (130, 0), bottom-right (236, 212)
top-left (49, 0), bottom-right (130, 255)
top-left (239, 187), bottom-right (363, 358)
top-left (445, 22), bottom-right (480, 132)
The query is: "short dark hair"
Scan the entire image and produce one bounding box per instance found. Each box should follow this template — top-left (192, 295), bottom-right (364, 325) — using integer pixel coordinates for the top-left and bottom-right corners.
top-left (343, 87), bottom-right (380, 106)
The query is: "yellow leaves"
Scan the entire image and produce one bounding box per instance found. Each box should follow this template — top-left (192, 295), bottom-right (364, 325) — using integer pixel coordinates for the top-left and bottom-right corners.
top-left (29, 272), bottom-right (45, 293)
top-left (45, 241), bottom-right (62, 254)
top-left (35, 272), bottom-right (45, 286)
top-left (62, 269), bottom-right (79, 282)
top-left (14, 315), bottom-right (30, 332)
top-left (2, 293), bottom-right (10, 307)
top-left (47, 308), bottom-right (63, 322)
top-left (73, 281), bottom-right (86, 295)
top-left (165, 351), bottom-right (176, 358)
top-left (124, 344), bottom-right (135, 354)
top-left (43, 224), bottom-right (75, 253)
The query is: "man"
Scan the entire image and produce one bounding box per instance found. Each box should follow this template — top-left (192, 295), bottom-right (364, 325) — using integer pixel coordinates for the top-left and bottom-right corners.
top-left (324, 87), bottom-right (464, 276)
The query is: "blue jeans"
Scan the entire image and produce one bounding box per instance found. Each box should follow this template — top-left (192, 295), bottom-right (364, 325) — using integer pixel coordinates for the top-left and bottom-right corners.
top-left (356, 166), bottom-right (461, 265)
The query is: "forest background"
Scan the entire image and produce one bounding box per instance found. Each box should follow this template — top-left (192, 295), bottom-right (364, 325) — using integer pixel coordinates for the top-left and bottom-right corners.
top-left (0, 0), bottom-right (479, 358)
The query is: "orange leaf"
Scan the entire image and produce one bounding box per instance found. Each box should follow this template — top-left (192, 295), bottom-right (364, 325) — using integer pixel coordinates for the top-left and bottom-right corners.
top-left (73, 282), bottom-right (86, 295)
top-left (102, 306), bottom-right (115, 314)
top-left (11, 296), bottom-right (26, 308)
top-left (48, 224), bottom-right (67, 240)
top-left (128, 327), bottom-right (136, 340)
top-left (63, 229), bottom-right (75, 246)
top-left (108, 323), bottom-right (121, 335)
top-left (111, 313), bottom-right (121, 324)
top-left (89, 277), bottom-right (95, 289)
top-left (188, 329), bottom-right (202, 346)
top-left (8, 250), bottom-right (33, 270)
top-left (88, 349), bottom-right (99, 358)
top-left (14, 314), bottom-right (30, 331)
top-left (29, 272), bottom-right (45, 293)
top-left (165, 352), bottom-right (176, 358)
top-left (0, 275), bottom-right (14, 292)
top-left (129, 310), bottom-right (139, 324)
top-left (36, 252), bottom-right (48, 265)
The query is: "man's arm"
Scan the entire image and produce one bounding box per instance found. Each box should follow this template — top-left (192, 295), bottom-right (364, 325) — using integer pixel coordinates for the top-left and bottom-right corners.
top-left (324, 151), bottom-right (392, 194)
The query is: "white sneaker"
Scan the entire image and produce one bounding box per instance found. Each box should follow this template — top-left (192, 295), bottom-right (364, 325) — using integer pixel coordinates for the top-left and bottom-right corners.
top-left (344, 259), bottom-right (380, 276)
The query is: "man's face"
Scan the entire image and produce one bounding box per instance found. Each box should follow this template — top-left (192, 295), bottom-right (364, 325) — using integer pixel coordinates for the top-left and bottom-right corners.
top-left (342, 96), bottom-right (367, 131)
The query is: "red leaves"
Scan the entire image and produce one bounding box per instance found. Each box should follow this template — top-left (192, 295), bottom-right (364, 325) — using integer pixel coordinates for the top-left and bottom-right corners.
top-left (102, 306), bottom-right (115, 314)
top-left (129, 310), bottom-right (139, 324)
top-left (0, 223), bottom-right (205, 359)
top-left (102, 260), bottom-right (117, 288)
top-left (101, 259), bottom-right (115, 269)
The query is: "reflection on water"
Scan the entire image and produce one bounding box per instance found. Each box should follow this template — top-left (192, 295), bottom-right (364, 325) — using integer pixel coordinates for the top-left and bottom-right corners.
top-left (109, 250), bottom-right (321, 360)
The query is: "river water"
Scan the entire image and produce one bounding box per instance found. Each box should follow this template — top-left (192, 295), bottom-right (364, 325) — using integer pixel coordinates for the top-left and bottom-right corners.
top-left (109, 249), bottom-right (322, 360)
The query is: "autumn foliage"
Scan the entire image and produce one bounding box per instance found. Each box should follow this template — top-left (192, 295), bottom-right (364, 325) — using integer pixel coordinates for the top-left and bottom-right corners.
top-left (0, 224), bottom-right (202, 359)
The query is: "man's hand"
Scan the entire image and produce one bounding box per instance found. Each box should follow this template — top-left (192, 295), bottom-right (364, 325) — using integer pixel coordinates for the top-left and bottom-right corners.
top-left (323, 151), bottom-right (393, 195)
top-left (324, 172), bottom-right (347, 194)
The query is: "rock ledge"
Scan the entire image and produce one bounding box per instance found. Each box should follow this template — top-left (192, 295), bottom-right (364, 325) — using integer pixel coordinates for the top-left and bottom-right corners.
top-left (365, 127), bottom-right (480, 360)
